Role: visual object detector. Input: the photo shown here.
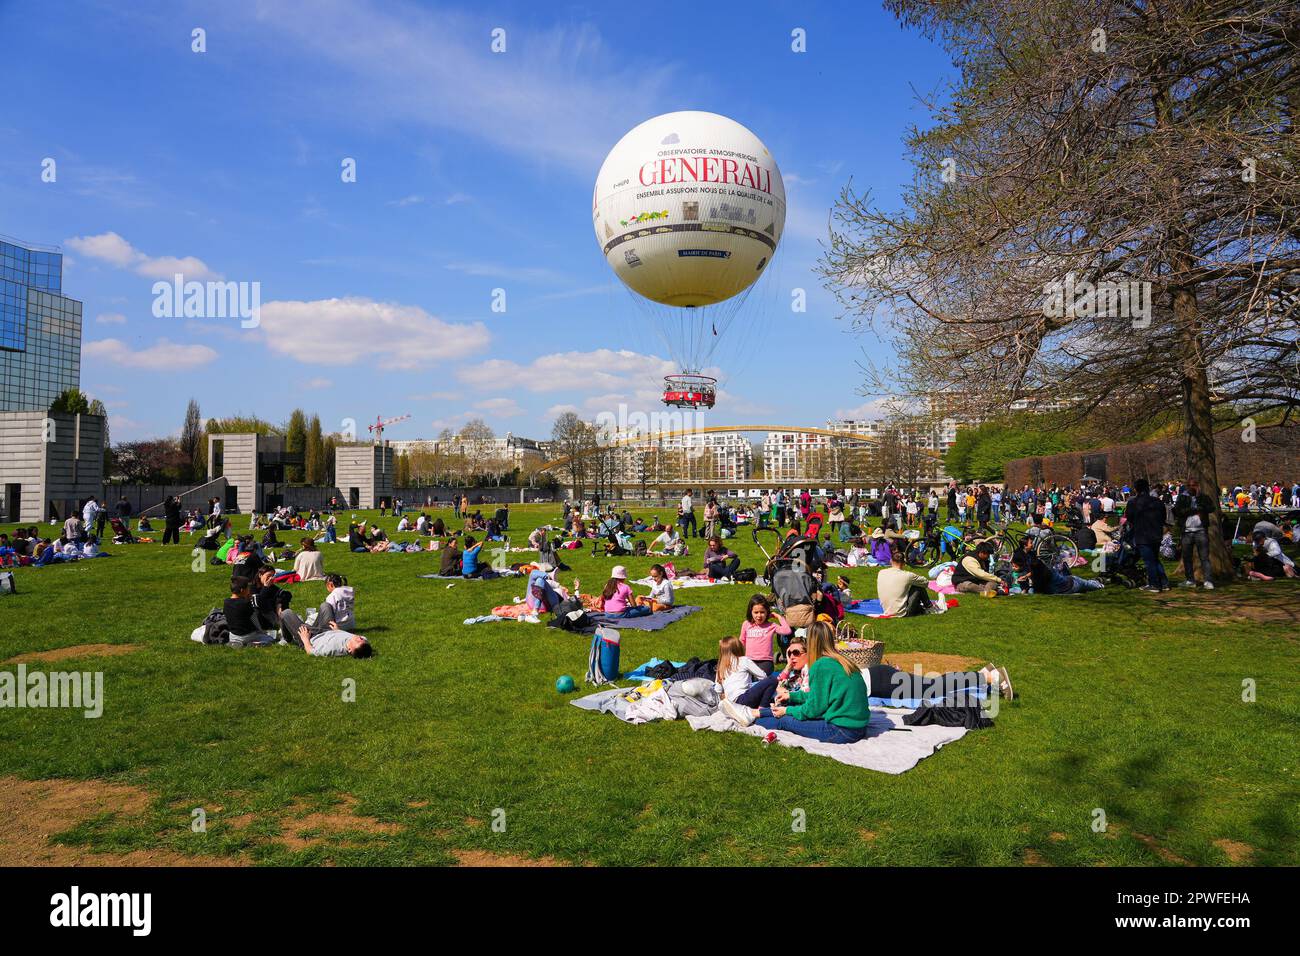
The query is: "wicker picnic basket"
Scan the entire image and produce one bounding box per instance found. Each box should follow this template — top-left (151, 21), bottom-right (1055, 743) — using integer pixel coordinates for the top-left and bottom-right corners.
top-left (834, 623), bottom-right (884, 668)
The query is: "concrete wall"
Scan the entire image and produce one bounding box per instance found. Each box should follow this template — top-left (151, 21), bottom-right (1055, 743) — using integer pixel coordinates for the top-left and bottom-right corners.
top-left (335, 444), bottom-right (394, 509)
top-left (0, 411), bottom-right (104, 523)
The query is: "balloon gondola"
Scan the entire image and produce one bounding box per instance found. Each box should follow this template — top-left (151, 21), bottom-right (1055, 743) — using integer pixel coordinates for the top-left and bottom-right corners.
top-left (662, 372), bottom-right (717, 409)
top-left (592, 111), bottom-right (786, 410)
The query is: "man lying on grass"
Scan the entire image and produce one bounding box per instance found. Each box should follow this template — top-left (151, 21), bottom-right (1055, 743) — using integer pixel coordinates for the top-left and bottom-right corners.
top-left (295, 621), bottom-right (374, 658)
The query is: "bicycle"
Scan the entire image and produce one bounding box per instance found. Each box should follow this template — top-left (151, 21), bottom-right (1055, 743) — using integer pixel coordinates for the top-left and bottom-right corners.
top-left (989, 524), bottom-right (1079, 570)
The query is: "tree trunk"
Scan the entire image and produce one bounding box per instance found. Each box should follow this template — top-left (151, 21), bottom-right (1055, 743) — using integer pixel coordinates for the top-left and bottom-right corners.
top-left (1174, 287), bottom-right (1235, 579)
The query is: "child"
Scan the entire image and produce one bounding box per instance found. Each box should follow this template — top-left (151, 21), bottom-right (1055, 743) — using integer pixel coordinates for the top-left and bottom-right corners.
top-left (635, 563), bottom-right (674, 611)
top-left (715, 636), bottom-right (768, 703)
top-left (739, 594), bottom-right (791, 675)
top-left (836, 575), bottom-right (852, 605)
top-left (597, 566), bottom-right (650, 618)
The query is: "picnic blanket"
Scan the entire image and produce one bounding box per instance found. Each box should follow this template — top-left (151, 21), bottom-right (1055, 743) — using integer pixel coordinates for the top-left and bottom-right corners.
top-left (589, 605), bottom-right (701, 631)
top-left (571, 688), bottom-right (969, 773)
top-left (623, 658), bottom-right (686, 680)
top-left (685, 707), bottom-right (968, 774)
top-left (846, 597), bottom-right (958, 618)
top-left (633, 576), bottom-right (728, 589)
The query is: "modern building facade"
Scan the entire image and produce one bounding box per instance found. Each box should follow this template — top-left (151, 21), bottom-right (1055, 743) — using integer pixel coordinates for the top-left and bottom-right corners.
top-left (335, 443), bottom-right (395, 509)
top-left (0, 235), bottom-right (102, 521)
top-left (0, 236), bottom-right (82, 411)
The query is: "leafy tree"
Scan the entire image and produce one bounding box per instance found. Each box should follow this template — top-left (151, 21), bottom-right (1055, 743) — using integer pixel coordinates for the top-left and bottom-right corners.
top-left (285, 409), bottom-right (307, 483)
top-left (49, 388), bottom-right (90, 414)
top-left (305, 414), bottom-right (325, 485)
top-left (180, 399), bottom-right (203, 482)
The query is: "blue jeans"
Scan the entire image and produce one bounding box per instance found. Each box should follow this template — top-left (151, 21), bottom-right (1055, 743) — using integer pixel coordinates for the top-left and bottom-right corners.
top-left (325, 526), bottom-right (337, 543)
top-left (1066, 575), bottom-right (1104, 593)
top-left (1136, 542), bottom-right (1168, 589)
top-left (755, 712), bottom-right (867, 744)
top-left (604, 605), bottom-right (651, 618)
top-left (679, 512), bottom-right (697, 537)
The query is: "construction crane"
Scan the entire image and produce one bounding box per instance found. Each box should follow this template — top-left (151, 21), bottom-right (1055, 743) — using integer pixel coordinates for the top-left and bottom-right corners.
top-left (367, 413), bottom-right (411, 444)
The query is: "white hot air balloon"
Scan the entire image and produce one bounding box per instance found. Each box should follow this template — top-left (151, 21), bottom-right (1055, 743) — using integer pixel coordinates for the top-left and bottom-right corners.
top-left (593, 111), bottom-right (786, 407)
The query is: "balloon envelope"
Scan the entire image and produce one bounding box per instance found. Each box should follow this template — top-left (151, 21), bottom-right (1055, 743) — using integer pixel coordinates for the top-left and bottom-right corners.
top-left (593, 111), bottom-right (786, 308)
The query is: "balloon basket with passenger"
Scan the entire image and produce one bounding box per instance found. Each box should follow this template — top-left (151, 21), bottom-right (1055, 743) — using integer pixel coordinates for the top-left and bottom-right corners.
top-left (662, 372), bottom-right (717, 409)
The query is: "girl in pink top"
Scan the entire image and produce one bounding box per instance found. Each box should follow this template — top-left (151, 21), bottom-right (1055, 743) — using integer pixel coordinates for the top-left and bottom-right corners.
top-left (597, 565), bottom-right (651, 618)
top-left (739, 594), bottom-right (790, 675)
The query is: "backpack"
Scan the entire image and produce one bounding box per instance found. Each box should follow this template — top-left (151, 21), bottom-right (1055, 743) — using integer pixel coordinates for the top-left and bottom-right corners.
top-left (201, 608), bottom-right (230, 645)
top-left (547, 597), bottom-right (595, 633)
top-left (734, 567), bottom-right (757, 583)
top-left (632, 539), bottom-right (648, 557)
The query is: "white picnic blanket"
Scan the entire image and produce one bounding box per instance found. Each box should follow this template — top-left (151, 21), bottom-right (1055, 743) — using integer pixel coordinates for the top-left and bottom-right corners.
top-left (684, 707), bottom-right (968, 774)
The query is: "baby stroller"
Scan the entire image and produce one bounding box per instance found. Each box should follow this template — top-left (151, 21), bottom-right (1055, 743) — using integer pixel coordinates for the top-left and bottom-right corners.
top-left (1095, 524), bottom-right (1145, 589)
top-left (109, 516), bottom-right (136, 544)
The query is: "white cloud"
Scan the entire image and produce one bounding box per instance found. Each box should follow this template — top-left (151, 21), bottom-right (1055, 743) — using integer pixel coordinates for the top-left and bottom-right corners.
top-left (95, 312), bottom-right (127, 325)
top-left (387, 194), bottom-right (427, 207)
top-left (257, 297), bottom-right (490, 369)
top-left (303, 377), bottom-right (333, 389)
top-left (239, 0), bottom-right (677, 174)
top-left (457, 349), bottom-right (676, 394)
top-left (65, 232), bottom-right (221, 281)
top-left (84, 337), bottom-right (219, 370)
top-left (474, 397), bottom-right (523, 417)
top-left (834, 397), bottom-right (896, 420)
top-left (409, 390), bottom-right (459, 401)
top-left (444, 192), bottom-right (472, 205)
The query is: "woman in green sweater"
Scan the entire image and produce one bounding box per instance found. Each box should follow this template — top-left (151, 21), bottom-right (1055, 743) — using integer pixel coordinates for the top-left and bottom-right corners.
top-left (722, 621), bottom-right (872, 744)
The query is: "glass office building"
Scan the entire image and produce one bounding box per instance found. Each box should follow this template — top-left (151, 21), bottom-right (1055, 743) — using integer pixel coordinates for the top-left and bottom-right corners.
top-left (0, 237), bottom-right (82, 411)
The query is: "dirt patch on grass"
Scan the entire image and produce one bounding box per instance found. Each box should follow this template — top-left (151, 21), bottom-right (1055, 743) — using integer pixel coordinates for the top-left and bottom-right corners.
top-left (1213, 839), bottom-right (1256, 864)
top-left (4, 643), bottom-right (141, 665)
top-left (1146, 589), bottom-right (1300, 631)
top-left (0, 776), bottom-right (242, 867)
top-left (225, 794), bottom-right (402, 852)
top-left (1023, 848), bottom-right (1051, 866)
top-left (1131, 831), bottom-right (1192, 866)
top-left (452, 849), bottom-right (564, 867)
top-left (884, 652), bottom-right (983, 674)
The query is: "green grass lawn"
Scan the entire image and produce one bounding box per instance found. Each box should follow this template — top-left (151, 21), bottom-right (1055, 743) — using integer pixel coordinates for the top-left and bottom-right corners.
top-left (1, 504), bottom-right (1297, 866)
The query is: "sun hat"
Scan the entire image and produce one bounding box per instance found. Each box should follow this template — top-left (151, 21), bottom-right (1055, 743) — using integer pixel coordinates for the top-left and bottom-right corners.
top-left (870, 527), bottom-right (885, 539)
top-left (611, 565), bottom-right (628, 579)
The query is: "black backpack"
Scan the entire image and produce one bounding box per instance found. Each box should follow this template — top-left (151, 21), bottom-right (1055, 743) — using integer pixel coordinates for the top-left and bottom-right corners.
top-left (633, 539), bottom-right (648, 557)
top-left (201, 608), bottom-right (230, 645)
top-left (734, 568), bottom-right (757, 583)
top-left (547, 596), bottom-right (596, 633)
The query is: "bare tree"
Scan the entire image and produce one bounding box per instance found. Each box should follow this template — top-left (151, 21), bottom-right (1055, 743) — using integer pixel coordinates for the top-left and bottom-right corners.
top-left (822, 0), bottom-right (1298, 575)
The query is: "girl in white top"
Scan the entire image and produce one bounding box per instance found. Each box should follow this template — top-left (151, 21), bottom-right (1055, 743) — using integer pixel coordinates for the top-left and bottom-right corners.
top-left (635, 563), bottom-right (675, 611)
top-left (715, 636), bottom-right (767, 702)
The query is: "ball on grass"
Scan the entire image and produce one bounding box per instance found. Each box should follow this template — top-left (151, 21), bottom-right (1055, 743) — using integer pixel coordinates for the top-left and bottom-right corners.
top-left (555, 675), bottom-right (576, 694)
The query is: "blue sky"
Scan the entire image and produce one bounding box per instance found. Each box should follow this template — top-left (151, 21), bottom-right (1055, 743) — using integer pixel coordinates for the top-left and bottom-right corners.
top-left (0, 0), bottom-right (954, 443)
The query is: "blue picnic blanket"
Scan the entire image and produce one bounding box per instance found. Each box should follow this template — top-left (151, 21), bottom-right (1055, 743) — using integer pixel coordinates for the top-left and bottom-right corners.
top-left (589, 605), bottom-right (702, 631)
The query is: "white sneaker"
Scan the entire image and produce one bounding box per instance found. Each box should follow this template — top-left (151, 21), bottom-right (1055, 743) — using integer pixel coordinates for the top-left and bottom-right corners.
top-left (1203, 581), bottom-right (1215, 590)
top-left (720, 698), bottom-right (755, 727)
top-left (1180, 580), bottom-right (1194, 587)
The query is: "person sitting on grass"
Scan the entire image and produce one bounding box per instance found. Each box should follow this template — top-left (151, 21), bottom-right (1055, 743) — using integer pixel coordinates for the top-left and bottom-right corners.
top-left (1246, 531), bottom-right (1296, 580)
top-left (721, 621), bottom-right (871, 744)
top-left (739, 594), bottom-right (790, 675)
top-left (1010, 549), bottom-right (1103, 594)
top-left (293, 538), bottom-right (325, 582)
top-left (703, 535), bottom-right (740, 580)
top-left (595, 565), bottom-right (650, 618)
top-left (951, 542), bottom-right (1005, 595)
top-left (461, 536), bottom-right (486, 577)
top-left (294, 620), bottom-right (374, 658)
top-left (715, 636), bottom-right (768, 704)
top-left (730, 634), bottom-right (810, 710)
top-left (251, 564), bottom-right (290, 631)
top-left (649, 523), bottom-right (687, 556)
top-left (876, 550), bottom-right (937, 616)
top-left (439, 537), bottom-right (462, 575)
top-left (634, 563), bottom-right (675, 612)
top-left (226, 574), bottom-right (276, 647)
top-left (343, 523), bottom-right (364, 552)
top-left (367, 525), bottom-right (391, 552)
